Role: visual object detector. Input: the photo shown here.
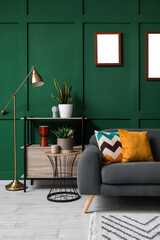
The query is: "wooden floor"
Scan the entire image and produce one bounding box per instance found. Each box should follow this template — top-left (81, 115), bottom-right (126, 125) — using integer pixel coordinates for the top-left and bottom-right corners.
top-left (1, 180), bottom-right (160, 240)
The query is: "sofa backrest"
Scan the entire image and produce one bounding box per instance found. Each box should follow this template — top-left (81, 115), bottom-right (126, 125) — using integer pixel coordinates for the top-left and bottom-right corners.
top-left (89, 129), bottom-right (160, 161)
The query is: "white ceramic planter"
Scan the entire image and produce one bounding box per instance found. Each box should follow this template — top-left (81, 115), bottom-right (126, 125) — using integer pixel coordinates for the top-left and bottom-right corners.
top-left (58, 104), bottom-right (73, 118)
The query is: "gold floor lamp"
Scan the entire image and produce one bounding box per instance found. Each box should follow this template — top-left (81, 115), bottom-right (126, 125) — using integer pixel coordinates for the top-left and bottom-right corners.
top-left (1, 66), bottom-right (44, 191)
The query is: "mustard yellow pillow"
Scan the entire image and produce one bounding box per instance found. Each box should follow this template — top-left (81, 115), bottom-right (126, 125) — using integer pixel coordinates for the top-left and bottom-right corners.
top-left (118, 129), bottom-right (154, 163)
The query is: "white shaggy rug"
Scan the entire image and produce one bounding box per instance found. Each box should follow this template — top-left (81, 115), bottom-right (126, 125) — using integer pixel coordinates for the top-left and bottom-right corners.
top-left (88, 212), bottom-right (160, 240)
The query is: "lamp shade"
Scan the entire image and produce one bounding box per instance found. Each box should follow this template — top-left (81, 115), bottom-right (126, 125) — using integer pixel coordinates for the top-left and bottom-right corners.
top-left (31, 66), bottom-right (44, 87)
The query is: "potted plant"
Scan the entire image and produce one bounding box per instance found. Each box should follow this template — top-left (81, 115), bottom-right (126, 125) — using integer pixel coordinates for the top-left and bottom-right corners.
top-left (51, 79), bottom-right (73, 118)
top-left (51, 126), bottom-right (75, 153)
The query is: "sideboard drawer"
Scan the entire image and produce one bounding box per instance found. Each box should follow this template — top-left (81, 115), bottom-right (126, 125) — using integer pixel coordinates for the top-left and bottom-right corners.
top-left (26, 145), bottom-right (82, 178)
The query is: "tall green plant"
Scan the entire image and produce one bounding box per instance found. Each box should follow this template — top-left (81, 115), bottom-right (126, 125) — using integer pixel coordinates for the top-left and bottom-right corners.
top-left (51, 126), bottom-right (75, 139)
top-left (51, 78), bottom-right (72, 104)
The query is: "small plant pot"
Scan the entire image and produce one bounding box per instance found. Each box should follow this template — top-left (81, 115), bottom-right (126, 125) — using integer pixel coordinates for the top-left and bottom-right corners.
top-left (57, 138), bottom-right (74, 153)
top-left (58, 104), bottom-right (73, 118)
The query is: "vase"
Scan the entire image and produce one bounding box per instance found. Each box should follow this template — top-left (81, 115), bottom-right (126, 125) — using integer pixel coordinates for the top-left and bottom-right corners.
top-left (39, 126), bottom-right (49, 147)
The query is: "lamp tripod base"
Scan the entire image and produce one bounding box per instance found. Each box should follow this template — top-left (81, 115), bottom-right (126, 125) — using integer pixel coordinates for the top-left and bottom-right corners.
top-left (5, 180), bottom-right (24, 191)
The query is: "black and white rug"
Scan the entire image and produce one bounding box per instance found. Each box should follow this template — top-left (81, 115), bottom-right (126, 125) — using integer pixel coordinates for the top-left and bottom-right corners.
top-left (88, 212), bottom-right (160, 240)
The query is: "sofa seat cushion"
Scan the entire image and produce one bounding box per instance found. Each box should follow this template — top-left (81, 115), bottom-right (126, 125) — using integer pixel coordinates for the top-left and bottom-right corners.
top-left (101, 162), bottom-right (160, 184)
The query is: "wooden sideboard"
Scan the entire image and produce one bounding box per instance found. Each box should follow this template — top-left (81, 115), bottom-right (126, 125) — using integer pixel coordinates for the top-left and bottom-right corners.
top-left (21, 145), bottom-right (82, 179)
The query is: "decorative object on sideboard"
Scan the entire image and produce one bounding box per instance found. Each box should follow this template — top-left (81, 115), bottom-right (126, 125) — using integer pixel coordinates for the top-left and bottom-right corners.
top-left (51, 145), bottom-right (60, 153)
top-left (51, 78), bottom-right (73, 118)
top-left (95, 32), bottom-right (121, 66)
top-left (1, 66), bottom-right (44, 191)
top-left (51, 126), bottom-right (75, 153)
top-left (39, 126), bottom-right (49, 147)
top-left (51, 106), bottom-right (58, 118)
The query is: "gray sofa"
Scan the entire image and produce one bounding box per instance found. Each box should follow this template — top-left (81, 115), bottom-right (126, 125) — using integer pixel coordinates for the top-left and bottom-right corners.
top-left (77, 129), bottom-right (160, 213)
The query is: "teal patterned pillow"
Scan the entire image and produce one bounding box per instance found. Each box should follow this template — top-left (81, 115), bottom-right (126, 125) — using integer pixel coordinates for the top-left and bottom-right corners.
top-left (95, 130), bottom-right (123, 163)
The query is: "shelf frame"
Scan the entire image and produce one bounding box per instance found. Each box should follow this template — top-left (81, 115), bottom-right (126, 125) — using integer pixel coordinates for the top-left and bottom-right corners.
top-left (22, 116), bottom-right (87, 192)
top-left (21, 117), bottom-right (87, 120)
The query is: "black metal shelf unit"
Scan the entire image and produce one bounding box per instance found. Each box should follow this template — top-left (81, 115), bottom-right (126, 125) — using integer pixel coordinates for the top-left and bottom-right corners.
top-left (22, 116), bottom-right (86, 192)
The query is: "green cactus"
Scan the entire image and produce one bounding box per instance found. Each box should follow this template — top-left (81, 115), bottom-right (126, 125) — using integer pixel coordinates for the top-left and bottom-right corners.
top-left (51, 78), bottom-right (72, 104)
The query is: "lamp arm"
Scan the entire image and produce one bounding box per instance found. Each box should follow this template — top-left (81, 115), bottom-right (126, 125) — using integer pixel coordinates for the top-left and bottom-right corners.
top-left (1, 67), bottom-right (34, 114)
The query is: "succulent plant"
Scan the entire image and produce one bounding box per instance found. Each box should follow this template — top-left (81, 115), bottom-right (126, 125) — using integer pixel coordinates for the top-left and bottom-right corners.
top-left (51, 126), bottom-right (75, 139)
top-left (51, 78), bottom-right (72, 104)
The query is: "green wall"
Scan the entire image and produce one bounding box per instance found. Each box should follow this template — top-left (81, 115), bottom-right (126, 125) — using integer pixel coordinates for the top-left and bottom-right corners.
top-left (0, 0), bottom-right (160, 179)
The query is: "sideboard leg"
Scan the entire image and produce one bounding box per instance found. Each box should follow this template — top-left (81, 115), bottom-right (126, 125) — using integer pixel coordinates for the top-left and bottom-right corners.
top-left (83, 195), bottom-right (94, 214)
top-left (31, 179), bottom-right (34, 185)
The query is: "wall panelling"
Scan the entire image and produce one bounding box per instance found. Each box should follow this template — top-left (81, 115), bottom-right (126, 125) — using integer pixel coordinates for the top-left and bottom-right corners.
top-left (0, 0), bottom-right (160, 178)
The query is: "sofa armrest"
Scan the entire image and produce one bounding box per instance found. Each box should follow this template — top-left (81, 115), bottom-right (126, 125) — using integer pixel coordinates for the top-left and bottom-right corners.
top-left (77, 144), bottom-right (102, 195)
